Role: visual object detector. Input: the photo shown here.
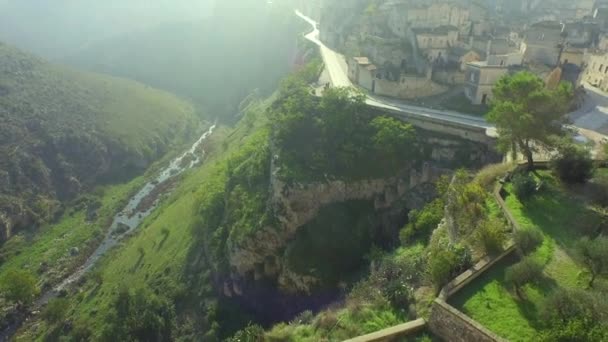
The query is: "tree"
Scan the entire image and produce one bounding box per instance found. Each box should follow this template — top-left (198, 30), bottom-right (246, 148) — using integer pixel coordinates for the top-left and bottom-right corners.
top-left (574, 236), bottom-right (608, 287)
top-left (552, 142), bottom-right (594, 184)
top-left (42, 298), bottom-right (70, 324)
top-left (505, 257), bottom-right (543, 299)
top-left (486, 71), bottom-right (573, 170)
top-left (100, 287), bottom-right (175, 342)
top-left (0, 269), bottom-right (39, 306)
top-left (514, 229), bottom-right (544, 256)
top-left (370, 116), bottom-right (417, 169)
top-left (539, 289), bottom-right (608, 341)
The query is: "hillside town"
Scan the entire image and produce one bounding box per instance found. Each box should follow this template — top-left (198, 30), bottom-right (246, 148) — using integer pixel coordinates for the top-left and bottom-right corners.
top-left (299, 0), bottom-right (608, 107)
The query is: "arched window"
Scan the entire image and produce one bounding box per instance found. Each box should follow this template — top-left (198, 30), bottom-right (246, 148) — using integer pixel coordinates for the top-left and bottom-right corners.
top-left (600, 64), bottom-right (604, 72)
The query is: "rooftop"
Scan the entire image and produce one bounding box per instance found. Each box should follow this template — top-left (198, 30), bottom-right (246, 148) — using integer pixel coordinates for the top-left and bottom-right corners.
top-left (353, 57), bottom-right (371, 65)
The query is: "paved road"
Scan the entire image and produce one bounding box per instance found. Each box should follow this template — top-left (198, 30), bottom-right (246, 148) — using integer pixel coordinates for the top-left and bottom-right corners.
top-left (295, 11), bottom-right (497, 137)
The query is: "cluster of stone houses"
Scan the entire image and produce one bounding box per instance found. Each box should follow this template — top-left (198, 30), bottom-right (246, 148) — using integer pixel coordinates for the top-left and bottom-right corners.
top-left (318, 0), bottom-right (608, 105)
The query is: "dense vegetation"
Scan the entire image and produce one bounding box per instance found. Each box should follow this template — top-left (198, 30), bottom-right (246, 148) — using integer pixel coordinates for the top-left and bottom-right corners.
top-left (0, 42), bottom-right (198, 243)
top-left (271, 79), bottom-right (420, 182)
top-left (7, 98), bottom-right (270, 341)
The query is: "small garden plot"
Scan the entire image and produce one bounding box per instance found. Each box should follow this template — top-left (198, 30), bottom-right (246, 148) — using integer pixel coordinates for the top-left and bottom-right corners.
top-left (450, 170), bottom-right (608, 341)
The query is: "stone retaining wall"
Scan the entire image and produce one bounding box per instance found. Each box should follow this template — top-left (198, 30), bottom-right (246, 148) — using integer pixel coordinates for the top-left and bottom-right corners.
top-left (428, 299), bottom-right (508, 342)
top-left (344, 318), bottom-right (427, 342)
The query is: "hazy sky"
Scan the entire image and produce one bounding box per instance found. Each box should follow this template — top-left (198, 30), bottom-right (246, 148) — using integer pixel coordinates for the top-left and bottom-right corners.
top-left (0, 0), bottom-right (217, 58)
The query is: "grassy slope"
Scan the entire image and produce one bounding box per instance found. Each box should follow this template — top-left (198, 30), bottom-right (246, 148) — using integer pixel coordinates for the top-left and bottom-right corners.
top-left (14, 102), bottom-right (270, 341)
top-left (0, 41), bottom-right (199, 249)
top-left (0, 178), bottom-right (144, 280)
top-left (0, 43), bottom-right (199, 158)
top-left (450, 171), bottom-right (605, 341)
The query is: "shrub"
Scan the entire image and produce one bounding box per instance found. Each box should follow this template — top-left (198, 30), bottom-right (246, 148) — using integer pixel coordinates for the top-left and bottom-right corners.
top-left (428, 244), bottom-right (472, 288)
top-left (552, 143), bottom-right (594, 184)
top-left (42, 298), bottom-right (70, 324)
top-left (100, 287), bottom-right (175, 342)
top-left (505, 257), bottom-right (543, 298)
top-left (514, 229), bottom-right (544, 256)
top-left (400, 199), bottom-right (444, 244)
top-left (313, 311), bottom-right (339, 330)
top-left (511, 172), bottom-right (536, 199)
top-left (474, 218), bottom-right (507, 256)
top-left (227, 324), bottom-right (265, 342)
top-left (0, 269), bottom-right (39, 305)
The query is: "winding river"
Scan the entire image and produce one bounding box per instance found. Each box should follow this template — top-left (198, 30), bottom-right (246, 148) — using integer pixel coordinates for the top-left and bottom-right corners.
top-left (0, 124), bottom-right (215, 340)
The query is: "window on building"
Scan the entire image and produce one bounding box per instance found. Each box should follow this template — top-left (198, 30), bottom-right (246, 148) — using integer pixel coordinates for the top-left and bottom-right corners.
top-left (601, 64), bottom-right (604, 72)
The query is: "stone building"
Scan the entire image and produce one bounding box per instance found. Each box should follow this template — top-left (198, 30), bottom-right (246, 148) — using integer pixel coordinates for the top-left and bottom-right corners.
top-left (348, 57), bottom-right (377, 91)
top-left (413, 26), bottom-right (460, 62)
top-left (522, 21), bottom-right (564, 66)
top-left (581, 53), bottom-right (608, 91)
top-left (464, 60), bottom-right (509, 104)
top-left (347, 55), bottom-right (447, 99)
top-left (463, 42), bottom-right (524, 105)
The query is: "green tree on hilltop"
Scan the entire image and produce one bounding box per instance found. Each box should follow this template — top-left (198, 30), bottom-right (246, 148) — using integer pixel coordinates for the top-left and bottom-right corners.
top-left (486, 71), bottom-right (573, 170)
top-left (371, 116), bottom-right (417, 169)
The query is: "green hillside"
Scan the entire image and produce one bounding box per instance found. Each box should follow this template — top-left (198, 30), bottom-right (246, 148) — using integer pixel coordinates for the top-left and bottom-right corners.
top-left (0, 42), bottom-right (199, 242)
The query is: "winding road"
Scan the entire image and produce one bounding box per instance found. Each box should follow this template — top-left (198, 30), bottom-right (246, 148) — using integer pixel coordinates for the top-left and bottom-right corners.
top-left (295, 11), bottom-right (497, 138)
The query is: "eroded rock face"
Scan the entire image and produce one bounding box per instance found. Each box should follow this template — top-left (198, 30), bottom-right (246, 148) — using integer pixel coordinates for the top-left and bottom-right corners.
top-left (227, 163), bottom-right (447, 294)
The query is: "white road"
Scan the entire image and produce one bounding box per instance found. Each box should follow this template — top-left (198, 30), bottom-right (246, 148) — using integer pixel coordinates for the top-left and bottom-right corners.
top-left (296, 10), bottom-right (497, 137)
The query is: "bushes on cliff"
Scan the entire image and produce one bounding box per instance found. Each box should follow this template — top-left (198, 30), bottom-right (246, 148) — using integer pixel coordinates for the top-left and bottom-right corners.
top-left (400, 198), bottom-right (444, 244)
top-left (427, 227), bottom-right (472, 288)
top-left (99, 286), bottom-right (175, 342)
top-left (271, 82), bottom-right (419, 182)
top-left (473, 218), bottom-right (507, 256)
top-left (427, 243), bottom-right (472, 288)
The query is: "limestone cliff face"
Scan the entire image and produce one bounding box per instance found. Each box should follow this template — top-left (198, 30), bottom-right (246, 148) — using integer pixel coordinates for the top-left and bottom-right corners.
top-left (224, 163), bottom-right (446, 295)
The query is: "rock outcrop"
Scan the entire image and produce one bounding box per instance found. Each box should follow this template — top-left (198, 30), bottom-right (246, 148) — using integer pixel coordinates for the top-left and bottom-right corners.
top-left (225, 162), bottom-right (446, 294)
